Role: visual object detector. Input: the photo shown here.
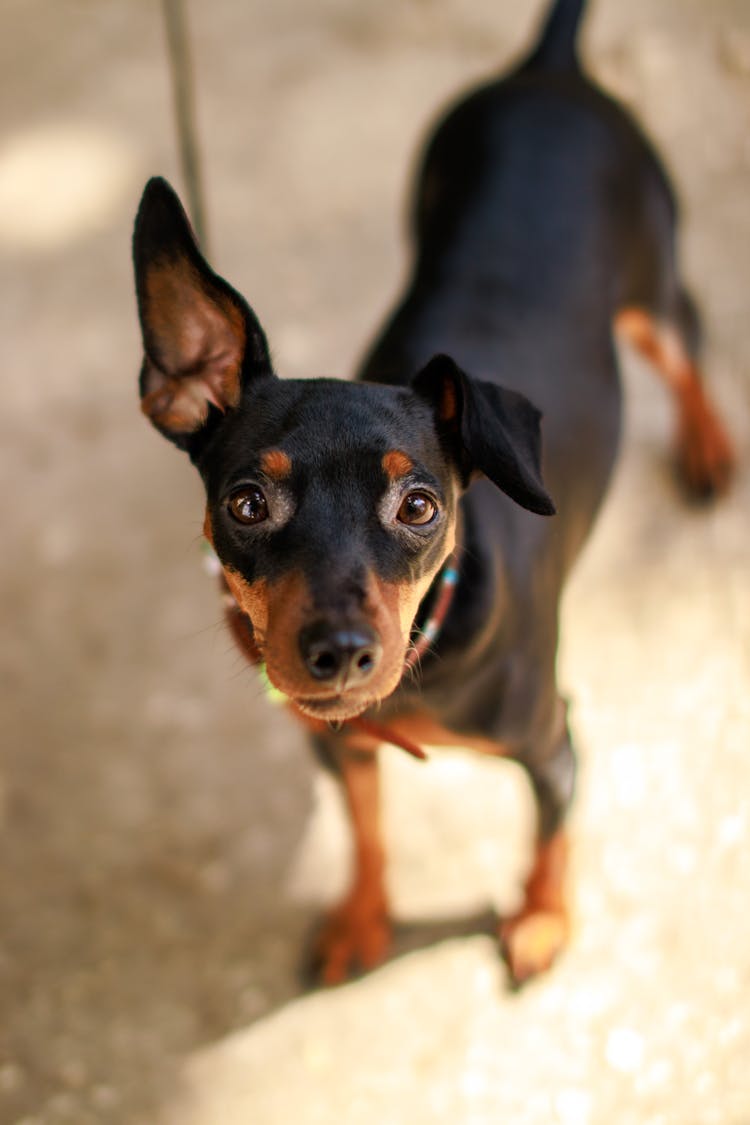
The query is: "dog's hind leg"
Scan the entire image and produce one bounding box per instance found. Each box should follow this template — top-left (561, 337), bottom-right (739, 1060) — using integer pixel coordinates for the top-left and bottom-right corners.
top-left (614, 164), bottom-right (735, 498)
top-left (612, 141), bottom-right (735, 500)
top-left (615, 299), bottom-right (735, 499)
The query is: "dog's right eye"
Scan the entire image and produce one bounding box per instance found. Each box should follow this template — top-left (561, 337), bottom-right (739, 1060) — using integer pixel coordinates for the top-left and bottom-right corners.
top-left (397, 490), bottom-right (438, 527)
top-left (228, 487), bottom-right (269, 525)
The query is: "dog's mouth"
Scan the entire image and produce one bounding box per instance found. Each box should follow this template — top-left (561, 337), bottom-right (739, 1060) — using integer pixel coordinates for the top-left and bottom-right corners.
top-left (292, 691), bottom-right (377, 723)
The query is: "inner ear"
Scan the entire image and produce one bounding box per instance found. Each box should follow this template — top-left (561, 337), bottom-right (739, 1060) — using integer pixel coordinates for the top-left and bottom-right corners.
top-left (411, 354), bottom-right (470, 482)
top-left (412, 354), bottom-right (462, 425)
top-left (133, 177), bottom-right (272, 446)
top-left (138, 255), bottom-right (247, 436)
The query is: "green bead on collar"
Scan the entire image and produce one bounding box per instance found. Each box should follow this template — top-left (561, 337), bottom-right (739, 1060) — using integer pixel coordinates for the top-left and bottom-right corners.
top-left (257, 662), bottom-right (289, 706)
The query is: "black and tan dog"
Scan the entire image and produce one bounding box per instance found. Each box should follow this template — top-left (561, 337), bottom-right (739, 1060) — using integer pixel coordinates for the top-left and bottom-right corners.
top-left (133, 0), bottom-right (734, 985)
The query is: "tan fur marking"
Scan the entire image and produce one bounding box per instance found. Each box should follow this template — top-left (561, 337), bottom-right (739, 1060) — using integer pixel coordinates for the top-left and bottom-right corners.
top-left (499, 831), bottom-right (570, 983)
top-left (314, 752), bottom-right (390, 984)
top-left (247, 566), bottom-right (411, 714)
top-left (615, 305), bottom-right (735, 495)
top-left (381, 450), bottom-right (414, 480)
top-left (439, 376), bottom-right (459, 422)
top-left (217, 517), bottom-right (457, 720)
top-left (223, 570), bottom-right (270, 638)
top-left (373, 572), bottom-right (435, 638)
top-left (369, 514), bottom-right (456, 639)
top-left (260, 448), bottom-right (293, 480)
top-left (615, 307), bottom-right (682, 385)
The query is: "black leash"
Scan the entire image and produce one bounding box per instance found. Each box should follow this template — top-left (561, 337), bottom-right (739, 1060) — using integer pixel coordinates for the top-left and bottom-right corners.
top-left (162, 0), bottom-right (209, 253)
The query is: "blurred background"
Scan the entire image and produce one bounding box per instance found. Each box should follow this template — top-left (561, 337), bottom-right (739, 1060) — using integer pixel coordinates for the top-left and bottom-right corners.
top-left (1, 1), bottom-right (749, 1122)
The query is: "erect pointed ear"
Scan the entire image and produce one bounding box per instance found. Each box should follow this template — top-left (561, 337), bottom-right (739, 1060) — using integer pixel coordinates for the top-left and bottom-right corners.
top-left (412, 354), bottom-right (555, 516)
top-left (132, 177), bottom-right (274, 450)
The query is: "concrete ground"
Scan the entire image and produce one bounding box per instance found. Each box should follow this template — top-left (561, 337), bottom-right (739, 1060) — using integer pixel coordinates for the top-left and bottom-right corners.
top-left (1, 1), bottom-right (749, 1123)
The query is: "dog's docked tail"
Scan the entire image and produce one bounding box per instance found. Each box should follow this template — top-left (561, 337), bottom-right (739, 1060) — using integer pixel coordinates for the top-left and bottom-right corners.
top-left (523, 0), bottom-right (587, 71)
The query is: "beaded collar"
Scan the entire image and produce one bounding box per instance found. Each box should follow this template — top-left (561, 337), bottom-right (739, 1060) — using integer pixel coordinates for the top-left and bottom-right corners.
top-left (404, 551), bottom-right (460, 671)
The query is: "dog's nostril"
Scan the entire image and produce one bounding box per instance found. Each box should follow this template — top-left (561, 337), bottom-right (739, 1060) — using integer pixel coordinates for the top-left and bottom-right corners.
top-left (307, 643), bottom-right (342, 680)
top-left (356, 650), bottom-right (375, 675)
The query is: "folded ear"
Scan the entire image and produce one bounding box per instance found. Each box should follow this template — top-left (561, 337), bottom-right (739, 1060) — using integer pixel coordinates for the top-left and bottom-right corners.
top-left (412, 354), bottom-right (555, 516)
top-left (132, 177), bottom-right (273, 451)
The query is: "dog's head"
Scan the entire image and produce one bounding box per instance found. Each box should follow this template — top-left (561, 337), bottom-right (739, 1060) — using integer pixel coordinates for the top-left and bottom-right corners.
top-left (133, 178), bottom-right (554, 721)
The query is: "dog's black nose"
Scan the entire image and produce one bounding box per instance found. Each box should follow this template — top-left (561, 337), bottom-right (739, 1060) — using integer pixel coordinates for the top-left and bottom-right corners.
top-left (299, 621), bottom-right (381, 686)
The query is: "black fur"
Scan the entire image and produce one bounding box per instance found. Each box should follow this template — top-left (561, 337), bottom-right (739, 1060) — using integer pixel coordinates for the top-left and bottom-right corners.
top-left (133, 0), bottom-right (707, 935)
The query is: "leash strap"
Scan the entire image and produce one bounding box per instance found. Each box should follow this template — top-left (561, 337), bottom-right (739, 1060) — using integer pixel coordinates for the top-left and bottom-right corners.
top-left (162, 0), bottom-right (209, 251)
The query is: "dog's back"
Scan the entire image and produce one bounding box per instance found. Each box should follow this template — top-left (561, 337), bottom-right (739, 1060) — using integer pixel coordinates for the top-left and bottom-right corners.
top-left (360, 0), bottom-right (732, 760)
top-left (360, 0), bottom-right (682, 564)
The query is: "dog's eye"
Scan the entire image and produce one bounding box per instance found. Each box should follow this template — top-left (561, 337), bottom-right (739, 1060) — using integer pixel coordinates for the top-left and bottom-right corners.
top-left (397, 491), bottom-right (437, 526)
top-left (228, 487), bottom-right (269, 525)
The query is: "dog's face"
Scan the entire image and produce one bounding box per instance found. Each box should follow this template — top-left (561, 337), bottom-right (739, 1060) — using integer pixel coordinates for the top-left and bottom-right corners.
top-left (201, 377), bottom-right (461, 720)
top-left (133, 178), bottom-right (553, 721)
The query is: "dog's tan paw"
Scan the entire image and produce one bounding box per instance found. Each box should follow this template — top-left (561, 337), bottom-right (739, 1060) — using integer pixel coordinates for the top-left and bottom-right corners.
top-left (313, 892), bottom-right (392, 986)
top-left (676, 385), bottom-right (736, 500)
top-left (499, 907), bottom-right (569, 987)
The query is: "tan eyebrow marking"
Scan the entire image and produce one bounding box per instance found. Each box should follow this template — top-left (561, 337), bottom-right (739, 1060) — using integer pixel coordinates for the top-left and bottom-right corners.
top-left (259, 448), bottom-right (293, 480)
top-left (382, 450), bottom-right (414, 480)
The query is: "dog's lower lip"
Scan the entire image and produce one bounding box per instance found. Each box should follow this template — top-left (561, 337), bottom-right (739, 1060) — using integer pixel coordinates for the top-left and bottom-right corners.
top-left (297, 695), bottom-right (342, 708)
top-left (294, 693), bottom-right (371, 721)
top-left (296, 688), bottom-right (346, 706)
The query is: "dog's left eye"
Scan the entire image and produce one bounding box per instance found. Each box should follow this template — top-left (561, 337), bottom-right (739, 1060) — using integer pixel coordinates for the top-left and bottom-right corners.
top-left (397, 491), bottom-right (437, 526)
top-left (228, 487), bottom-right (269, 525)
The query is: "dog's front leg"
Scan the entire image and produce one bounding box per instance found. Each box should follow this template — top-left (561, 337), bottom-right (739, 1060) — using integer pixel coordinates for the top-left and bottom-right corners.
top-left (313, 734), bottom-right (392, 985)
top-left (500, 715), bottom-right (576, 987)
top-left (499, 828), bottom-right (570, 987)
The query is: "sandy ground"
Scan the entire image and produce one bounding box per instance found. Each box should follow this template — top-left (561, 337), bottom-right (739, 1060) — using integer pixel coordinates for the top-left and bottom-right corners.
top-left (1, 1), bottom-right (749, 1123)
